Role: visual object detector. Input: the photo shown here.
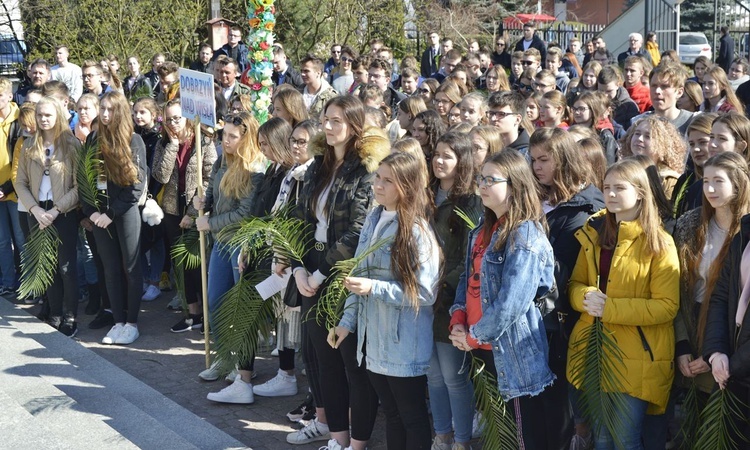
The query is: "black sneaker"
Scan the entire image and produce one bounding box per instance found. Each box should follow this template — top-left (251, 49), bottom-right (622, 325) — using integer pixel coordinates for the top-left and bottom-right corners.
top-left (171, 314), bottom-right (203, 333)
top-left (0, 286), bottom-right (14, 297)
top-left (89, 310), bottom-right (115, 329)
top-left (35, 300), bottom-right (50, 322)
top-left (47, 315), bottom-right (63, 330)
top-left (59, 314), bottom-right (78, 338)
top-left (287, 392), bottom-right (315, 422)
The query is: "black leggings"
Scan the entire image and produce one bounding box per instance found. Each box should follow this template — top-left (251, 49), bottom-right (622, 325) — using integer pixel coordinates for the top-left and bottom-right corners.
top-left (299, 247), bottom-right (379, 438)
top-left (473, 348), bottom-right (552, 450)
top-left (163, 214), bottom-right (202, 305)
top-left (28, 204), bottom-right (78, 318)
top-left (91, 206), bottom-right (143, 324)
top-left (367, 371), bottom-right (431, 450)
top-left (279, 347), bottom-right (295, 371)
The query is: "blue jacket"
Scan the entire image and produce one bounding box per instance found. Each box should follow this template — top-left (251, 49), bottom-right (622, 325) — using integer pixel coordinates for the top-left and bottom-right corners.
top-left (339, 206), bottom-right (441, 378)
top-left (450, 219), bottom-right (556, 400)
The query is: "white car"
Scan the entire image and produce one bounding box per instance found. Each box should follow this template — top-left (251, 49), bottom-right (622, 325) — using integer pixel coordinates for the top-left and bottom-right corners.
top-left (679, 32), bottom-right (712, 65)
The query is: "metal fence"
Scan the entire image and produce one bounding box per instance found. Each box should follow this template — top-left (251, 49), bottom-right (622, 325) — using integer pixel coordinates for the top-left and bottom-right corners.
top-left (504, 22), bottom-right (605, 51)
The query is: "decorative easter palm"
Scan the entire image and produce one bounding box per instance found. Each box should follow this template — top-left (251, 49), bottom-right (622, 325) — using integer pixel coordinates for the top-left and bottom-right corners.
top-left (315, 237), bottom-right (391, 331)
top-left (212, 272), bottom-right (278, 375)
top-left (17, 223), bottom-right (61, 299)
top-left (76, 139), bottom-right (104, 211)
top-left (470, 354), bottom-right (520, 449)
top-left (170, 228), bottom-right (202, 312)
top-left (128, 83), bottom-right (153, 103)
top-left (692, 387), bottom-right (749, 450)
top-left (568, 318), bottom-right (630, 450)
top-left (455, 206), bottom-right (481, 230)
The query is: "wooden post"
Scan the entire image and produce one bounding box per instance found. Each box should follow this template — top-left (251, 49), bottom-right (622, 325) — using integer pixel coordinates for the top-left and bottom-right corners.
top-left (195, 121), bottom-right (211, 369)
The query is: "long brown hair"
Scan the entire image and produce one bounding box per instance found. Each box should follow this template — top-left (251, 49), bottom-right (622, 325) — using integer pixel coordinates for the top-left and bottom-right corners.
top-left (683, 152), bottom-right (750, 348)
top-left (703, 65), bottom-right (744, 112)
top-left (599, 159), bottom-right (670, 255)
top-left (220, 112), bottom-right (265, 199)
top-left (379, 152), bottom-right (438, 308)
top-left (258, 117), bottom-right (295, 168)
top-left (99, 91), bottom-right (139, 186)
top-left (481, 149), bottom-right (547, 250)
top-left (310, 96), bottom-right (366, 215)
top-left (529, 127), bottom-right (591, 206)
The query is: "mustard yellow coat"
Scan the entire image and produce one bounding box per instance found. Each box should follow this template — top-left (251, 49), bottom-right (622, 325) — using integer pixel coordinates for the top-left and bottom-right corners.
top-left (567, 211), bottom-right (680, 414)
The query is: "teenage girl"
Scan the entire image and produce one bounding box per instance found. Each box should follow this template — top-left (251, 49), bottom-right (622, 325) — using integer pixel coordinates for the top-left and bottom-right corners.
top-left (396, 96), bottom-right (428, 139)
top-left (539, 90), bottom-right (571, 129)
top-left (468, 126), bottom-right (503, 171)
top-left (708, 112), bottom-right (750, 162)
top-left (672, 113), bottom-right (718, 219)
top-left (571, 91), bottom-right (619, 165)
top-left (411, 109), bottom-right (446, 162)
top-left (449, 149), bottom-right (557, 449)
top-left (331, 151), bottom-right (441, 450)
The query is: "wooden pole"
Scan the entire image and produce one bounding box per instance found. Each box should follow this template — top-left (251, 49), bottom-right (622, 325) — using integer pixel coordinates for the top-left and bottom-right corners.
top-left (195, 121), bottom-right (211, 369)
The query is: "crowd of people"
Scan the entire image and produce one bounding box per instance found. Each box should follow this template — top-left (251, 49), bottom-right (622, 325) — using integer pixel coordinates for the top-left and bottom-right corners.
top-left (2, 20), bottom-right (750, 450)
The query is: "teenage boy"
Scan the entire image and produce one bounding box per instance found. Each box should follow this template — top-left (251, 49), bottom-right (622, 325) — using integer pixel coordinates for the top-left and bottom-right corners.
top-left (597, 65), bottom-right (639, 131)
top-left (545, 47), bottom-right (570, 93)
top-left (623, 55), bottom-right (652, 113)
top-left (631, 61), bottom-right (693, 134)
top-left (487, 91), bottom-right (529, 157)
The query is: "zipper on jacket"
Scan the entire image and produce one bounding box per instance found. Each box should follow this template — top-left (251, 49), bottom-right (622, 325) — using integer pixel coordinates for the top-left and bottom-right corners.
top-left (637, 326), bottom-right (654, 361)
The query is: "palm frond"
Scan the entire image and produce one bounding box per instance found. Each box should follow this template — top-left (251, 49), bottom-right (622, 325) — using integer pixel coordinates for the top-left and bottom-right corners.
top-left (470, 354), bottom-right (520, 449)
top-left (677, 380), bottom-right (704, 449)
top-left (693, 387), bottom-right (749, 450)
top-left (170, 228), bottom-right (201, 270)
top-left (220, 205), bottom-right (312, 268)
top-left (212, 272), bottom-right (279, 375)
top-left (129, 83), bottom-right (153, 103)
top-left (315, 237), bottom-right (391, 331)
top-left (18, 224), bottom-right (61, 299)
top-left (76, 139), bottom-right (105, 210)
top-left (455, 206), bottom-right (481, 230)
top-left (568, 318), bottom-right (631, 450)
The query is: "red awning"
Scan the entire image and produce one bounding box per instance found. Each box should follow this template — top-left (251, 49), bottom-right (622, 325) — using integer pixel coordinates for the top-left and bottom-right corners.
top-left (503, 13), bottom-right (557, 27)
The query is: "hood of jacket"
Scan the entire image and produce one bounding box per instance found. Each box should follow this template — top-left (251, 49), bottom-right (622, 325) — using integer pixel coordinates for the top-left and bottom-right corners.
top-left (308, 126), bottom-right (391, 173)
top-left (559, 183), bottom-right (606, 211)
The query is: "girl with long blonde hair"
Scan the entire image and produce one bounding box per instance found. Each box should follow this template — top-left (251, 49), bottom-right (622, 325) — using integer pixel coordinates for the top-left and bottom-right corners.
top-left (79, 91), bottom-right (147, 345)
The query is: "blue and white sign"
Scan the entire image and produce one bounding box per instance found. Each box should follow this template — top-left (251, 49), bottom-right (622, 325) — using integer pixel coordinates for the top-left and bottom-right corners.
top-left (178, 68), bottom-right (216, 127)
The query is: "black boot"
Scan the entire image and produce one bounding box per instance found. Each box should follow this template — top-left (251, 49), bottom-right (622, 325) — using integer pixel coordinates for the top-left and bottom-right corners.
top-left (85, 283), bottom-right (101, 315)
top-left (35, 296), bottom-right (50, 322)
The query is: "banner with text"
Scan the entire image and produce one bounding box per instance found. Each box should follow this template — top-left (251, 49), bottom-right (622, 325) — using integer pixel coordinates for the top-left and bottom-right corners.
top-left (178, 69), bottom-right (216, 127)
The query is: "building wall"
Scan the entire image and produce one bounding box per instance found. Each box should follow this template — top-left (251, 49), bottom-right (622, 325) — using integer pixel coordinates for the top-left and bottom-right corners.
top-left (542, 0), bottom-right (629, 26)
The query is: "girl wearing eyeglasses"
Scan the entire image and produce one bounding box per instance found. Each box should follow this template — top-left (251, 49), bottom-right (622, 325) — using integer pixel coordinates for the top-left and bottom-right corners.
top-left (151, 97), bottom-right (217, 332)
top-left (79, 91), bottom-right (149, 345)
top-left (16, 96), bottom-right (81, 337)
top-left (449, 149), bottom-right (557, 449)
top-left (571, 91), bottom-right (619, 165)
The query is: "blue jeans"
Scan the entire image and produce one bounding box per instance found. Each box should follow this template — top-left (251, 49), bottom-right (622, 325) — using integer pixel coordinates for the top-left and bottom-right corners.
top-left (207, 244), bottom-right (240, 328)
top-left (77, 230), bottom-right (98, 287)
top-left (593, 393), bottom-right (648, 450)
top-left (140, 237), bottom-right (166, 283)
top-left (0, 201), bottom-right (24, 288)
top-left (426, 341), bottom-right (475, 443)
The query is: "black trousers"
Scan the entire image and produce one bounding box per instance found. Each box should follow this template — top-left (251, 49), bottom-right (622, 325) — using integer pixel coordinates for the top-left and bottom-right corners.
top-left (473, 348), bottom-right (555, 450)
top-left (163, 214), bottom-right (202, 305)
top-left (299, 246), bottom-right (379, 438)
top-left (28, 203), bottom-right (78, 318)
top-left (367, 371), bottom-right (431, 450)
top-left (91, 206), bottom-right (143, 324)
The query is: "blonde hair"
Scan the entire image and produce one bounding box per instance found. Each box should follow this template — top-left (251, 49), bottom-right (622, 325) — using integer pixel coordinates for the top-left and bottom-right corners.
top-left (220, 111), bottom-right (265, 199)
top-left (621, 116), bottom-right (686, 173)
top-left (31, 96), bottom-right (72, 161)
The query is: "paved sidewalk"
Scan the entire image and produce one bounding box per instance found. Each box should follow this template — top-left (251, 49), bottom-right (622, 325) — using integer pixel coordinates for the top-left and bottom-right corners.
top-left (16, 292), bottom-right (389, 450)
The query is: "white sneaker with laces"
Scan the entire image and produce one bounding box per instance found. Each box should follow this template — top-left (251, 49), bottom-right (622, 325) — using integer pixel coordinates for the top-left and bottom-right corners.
top-left (115, 324), bottom-right (140, 345)
top-left (102, 323), bottom-right (124, 345)
top-left (253, 369), bottom-right (297, 397)
top-left (206, 377), bottom-right (254, 404)
top-left (286, 417), bottom-right (330, 444)
top-left (317, 438), bottom-right (348, 450)
top-left (142, 285), bottom-right (160, 302)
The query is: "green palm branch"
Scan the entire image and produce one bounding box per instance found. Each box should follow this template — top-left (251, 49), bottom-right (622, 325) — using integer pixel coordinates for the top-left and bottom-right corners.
top-left (76, 139), bottom-right (105, 210)
top-left (568, 318), bottom-right (631, 450)
top-left (677, 381), bottom-right (705, 449)
top-left (212, 272), bottom-right (279, 375)
top-left (315, 237), bottom-right (391, 331)
top-left (693, 387), bottom-right (749, 450)
top-left (170, 228), bottom-right (201, 313)
top-left (470, 354), bottom-right (519, 449)
top-left (129, 83), bottom-right (153, 103)
top-left (455, 206), bottom-right (481, 230)
top-left (18, 223), bottom-right (61, 299)
top-left (220, 205), bottom-right (312, 268)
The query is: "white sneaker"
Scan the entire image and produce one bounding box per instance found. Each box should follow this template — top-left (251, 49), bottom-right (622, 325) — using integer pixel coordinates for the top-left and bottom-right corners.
top-left (102, 323), bottom-right (124, 345)
top-left (286, 418), bottom-right (330, 444)
top-left (206, 377), bottom-right (254, 404)
top-left (142, 285), bottom-right (160, 302)
top-left (432, 434), bottom-right (453, 450)
top-left (253, 369), bottom-right (298, 397)
top-left (199, 360), bottom-right (222, 381)
top-left (225, 369), bottom-right (257, 382)
top-left (471, 411), bottom-right (483, 439)
top-left (317, 438), bottom-right (348, 450)
top-left (115, 324), bottom-right (140, 345)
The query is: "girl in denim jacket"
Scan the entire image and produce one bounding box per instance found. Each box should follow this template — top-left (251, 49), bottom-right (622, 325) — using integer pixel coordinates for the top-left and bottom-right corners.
top-left (330, 152), bottom-right (441, 450)
top-left (449, 149), bottom-right (557, 449)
